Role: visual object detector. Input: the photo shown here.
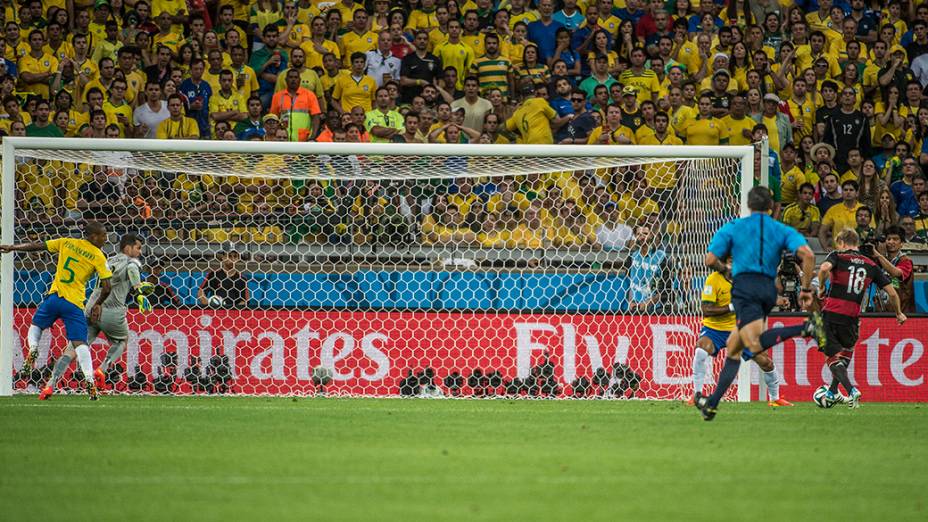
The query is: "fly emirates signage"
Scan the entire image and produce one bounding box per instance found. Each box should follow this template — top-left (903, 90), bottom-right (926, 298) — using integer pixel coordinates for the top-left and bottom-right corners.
top-left (12, 309), bottom-right (926, 401)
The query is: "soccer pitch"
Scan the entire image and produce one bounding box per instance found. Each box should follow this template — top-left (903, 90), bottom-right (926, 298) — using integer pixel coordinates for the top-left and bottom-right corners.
top-left (1, 397), bottom-right (925, 521)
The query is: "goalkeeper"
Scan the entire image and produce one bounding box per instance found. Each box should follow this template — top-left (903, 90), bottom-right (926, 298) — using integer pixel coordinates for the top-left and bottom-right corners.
top-left (39, 234), bottom-right (155, 400)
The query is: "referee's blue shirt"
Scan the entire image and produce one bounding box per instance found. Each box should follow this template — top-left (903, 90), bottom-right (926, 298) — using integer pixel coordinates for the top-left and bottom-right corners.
top-left (707, 212), bottom-right (807, 279)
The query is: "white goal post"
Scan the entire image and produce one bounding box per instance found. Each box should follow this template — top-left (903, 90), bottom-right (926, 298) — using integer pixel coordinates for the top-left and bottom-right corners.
top-left (1, 138), bottom-right (756, 399)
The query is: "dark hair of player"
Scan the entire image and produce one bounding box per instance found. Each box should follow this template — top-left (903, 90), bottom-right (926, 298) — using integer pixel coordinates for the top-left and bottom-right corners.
top-left (84, 221), bottom-right (106, 237)
top-left (119, 233), bottom-right (143, 250)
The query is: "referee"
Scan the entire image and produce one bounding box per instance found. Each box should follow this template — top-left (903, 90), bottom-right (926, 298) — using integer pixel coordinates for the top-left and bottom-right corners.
top-left (696, 187), bottom-right (825, 421)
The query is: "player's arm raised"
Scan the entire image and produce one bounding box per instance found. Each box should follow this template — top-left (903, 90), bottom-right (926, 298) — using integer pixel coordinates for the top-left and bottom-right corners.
top-left (0, 241), bottom-right (50, 253)
top-left (129, 262), bottom-right (155, 313)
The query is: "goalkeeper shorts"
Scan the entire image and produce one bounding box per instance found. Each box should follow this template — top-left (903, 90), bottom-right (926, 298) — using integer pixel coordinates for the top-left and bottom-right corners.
top-left (87, 308), bottom-right (130, 342)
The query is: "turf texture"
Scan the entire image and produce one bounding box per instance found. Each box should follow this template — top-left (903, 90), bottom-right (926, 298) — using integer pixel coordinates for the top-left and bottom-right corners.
top-left (0, 396), bottom-right (925, 521)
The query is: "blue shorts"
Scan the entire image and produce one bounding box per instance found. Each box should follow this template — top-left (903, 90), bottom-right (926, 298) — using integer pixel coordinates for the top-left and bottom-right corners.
top-left (698, 326), bottom-right (755, 360)
top-left (731, 273), bottom-right (778, 329)
top-left (32, 294), bottom-right (88, 342)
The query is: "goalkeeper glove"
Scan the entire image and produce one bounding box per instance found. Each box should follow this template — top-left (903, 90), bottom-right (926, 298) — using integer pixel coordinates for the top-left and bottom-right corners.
top-left (137, 281), bottom-right (155, 296)
top-left (136, 294), bottom-right (153, 313)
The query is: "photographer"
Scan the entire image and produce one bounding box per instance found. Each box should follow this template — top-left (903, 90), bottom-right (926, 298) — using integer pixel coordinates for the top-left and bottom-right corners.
top-left (854, 206), bottom-right (877, 245)
top-left (870, 225), bottom-right (916, 313)
top-left (776, 253), bottom-right (803, 312)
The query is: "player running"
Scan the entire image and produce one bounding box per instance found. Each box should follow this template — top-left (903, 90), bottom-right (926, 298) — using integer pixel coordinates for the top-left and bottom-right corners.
top-left (696, 187), bottom-right (824, 421)
top-left (816, 229), bottom-right (907, 408)
top-left (39, 233), bottom-right (155, 400)
top-left (690, 256), bottom-right (793, 407)
top-left (0, 222), bottom-right (112, 400)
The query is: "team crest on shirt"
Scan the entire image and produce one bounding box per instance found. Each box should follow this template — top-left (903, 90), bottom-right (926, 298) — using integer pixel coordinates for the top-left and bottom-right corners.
top-left (43, 60), bottom-right (49, 66)
top-left (363, 85), bottom-right (369, 91)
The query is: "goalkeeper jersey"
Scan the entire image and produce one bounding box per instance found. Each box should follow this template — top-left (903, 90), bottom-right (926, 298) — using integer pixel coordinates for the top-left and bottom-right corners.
top-left (88, 253), bottom-right (142, 311)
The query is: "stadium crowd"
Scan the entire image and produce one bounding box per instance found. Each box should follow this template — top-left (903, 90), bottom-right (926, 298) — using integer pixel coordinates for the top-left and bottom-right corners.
top-left (4, 0), bottom-right (928, 254)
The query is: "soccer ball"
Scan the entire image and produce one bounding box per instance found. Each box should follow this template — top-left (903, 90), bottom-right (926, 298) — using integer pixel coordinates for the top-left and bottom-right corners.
top-left (813, 386), bottom-right (835, 409)
top-left (207, 295), bottom-right (225, 308)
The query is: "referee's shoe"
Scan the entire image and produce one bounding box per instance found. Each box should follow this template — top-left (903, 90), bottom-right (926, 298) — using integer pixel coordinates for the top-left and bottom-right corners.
top-left (802, 310), bottom-right (828, 349)
top-left (695, 394), bottom-right (717, 421)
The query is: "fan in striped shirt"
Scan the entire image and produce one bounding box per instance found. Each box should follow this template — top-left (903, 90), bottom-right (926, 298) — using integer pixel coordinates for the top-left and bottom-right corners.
top-left (469, 33), bottom-right (511, 98)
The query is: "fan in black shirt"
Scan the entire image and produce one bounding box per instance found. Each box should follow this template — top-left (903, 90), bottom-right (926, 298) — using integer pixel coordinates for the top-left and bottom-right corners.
top-left (822, 87), bottom-right (871, 171)
top-left (399, 31), bottom-right (443, 103)
top-left (77, 167), bottom-right (124, 220)
top-left (197, 250), bottom-right (249, 309)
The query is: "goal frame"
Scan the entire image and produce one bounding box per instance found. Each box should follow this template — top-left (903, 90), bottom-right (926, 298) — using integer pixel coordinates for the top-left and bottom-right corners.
top-left (0, 137), bottom-right (756, 398)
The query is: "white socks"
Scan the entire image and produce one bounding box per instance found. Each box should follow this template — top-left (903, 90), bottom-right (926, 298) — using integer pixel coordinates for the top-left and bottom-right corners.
top-left (764, 369), bottom-right (780, 401)
top-left (74, 344), bottom-right (94, 382)
top-left (693, 348), bottom-right (710, 395)
top-left (27, 325), bottom-right (42, 352)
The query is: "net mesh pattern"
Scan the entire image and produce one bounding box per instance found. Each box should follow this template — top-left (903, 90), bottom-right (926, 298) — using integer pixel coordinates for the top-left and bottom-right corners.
top-left (5, 147), bottom-right (744, 399)
top-left (14, 147), bottom-right (708, 180)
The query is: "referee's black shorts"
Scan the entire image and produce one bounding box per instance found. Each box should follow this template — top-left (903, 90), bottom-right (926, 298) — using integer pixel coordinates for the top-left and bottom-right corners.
top-left (731, 273), bottom-right (778, 329)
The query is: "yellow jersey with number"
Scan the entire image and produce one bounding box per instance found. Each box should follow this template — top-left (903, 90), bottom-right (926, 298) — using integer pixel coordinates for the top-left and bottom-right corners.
top-left (46, 238), bottom-right (112, 308)
top-left (701, 271), bottom-right (735, 331)
top-left (505, 97), bottom-right (555, 144)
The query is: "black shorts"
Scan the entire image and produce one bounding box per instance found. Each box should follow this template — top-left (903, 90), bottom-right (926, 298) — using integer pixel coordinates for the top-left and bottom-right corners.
top-left (731, 273), bottom-right (778, 328)
top-left (822, 317), bottom-right (860, 357)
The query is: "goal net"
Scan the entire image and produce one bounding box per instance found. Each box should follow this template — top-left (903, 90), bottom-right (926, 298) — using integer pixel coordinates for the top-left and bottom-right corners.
top-left (1, 139), bottom-right (753, 399)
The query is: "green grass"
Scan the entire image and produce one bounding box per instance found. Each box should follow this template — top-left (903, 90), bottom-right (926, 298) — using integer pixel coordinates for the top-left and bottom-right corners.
top-left (1, 396), bottom-right (925, 521)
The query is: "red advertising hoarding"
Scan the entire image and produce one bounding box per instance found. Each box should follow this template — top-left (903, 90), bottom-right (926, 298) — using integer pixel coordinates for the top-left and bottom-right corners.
top-left (11, 308), bottom-right (927, 401)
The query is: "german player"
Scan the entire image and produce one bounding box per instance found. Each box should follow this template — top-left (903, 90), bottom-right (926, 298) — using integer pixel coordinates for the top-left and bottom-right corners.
top-left (691, 257), bottom-right (793, 407)
top-left (0, 222), bottom-right (112, 400)
top-left (816, 229), bottom-right (907, 408)
top-left (696, 187), bottom-right (824, 421)
top-left (39, 233), bottom-right (155, 400)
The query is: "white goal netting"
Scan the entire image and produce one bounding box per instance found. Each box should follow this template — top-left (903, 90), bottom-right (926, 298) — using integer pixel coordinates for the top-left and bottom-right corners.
top-left (3, 143), bottom-right (746, 398)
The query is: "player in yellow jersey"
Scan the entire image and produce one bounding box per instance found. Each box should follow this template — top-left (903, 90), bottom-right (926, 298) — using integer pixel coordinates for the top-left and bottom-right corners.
top-left (1, 222), bottom-right (112, 400)
top-left (505, 82), bottom-right (556, 144)
top-left (689, 256), bottom-right (793, 407)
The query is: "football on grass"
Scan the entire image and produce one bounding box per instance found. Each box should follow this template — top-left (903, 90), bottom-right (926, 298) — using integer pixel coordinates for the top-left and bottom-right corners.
top-left (813, 386), bottom-right (835, 408)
